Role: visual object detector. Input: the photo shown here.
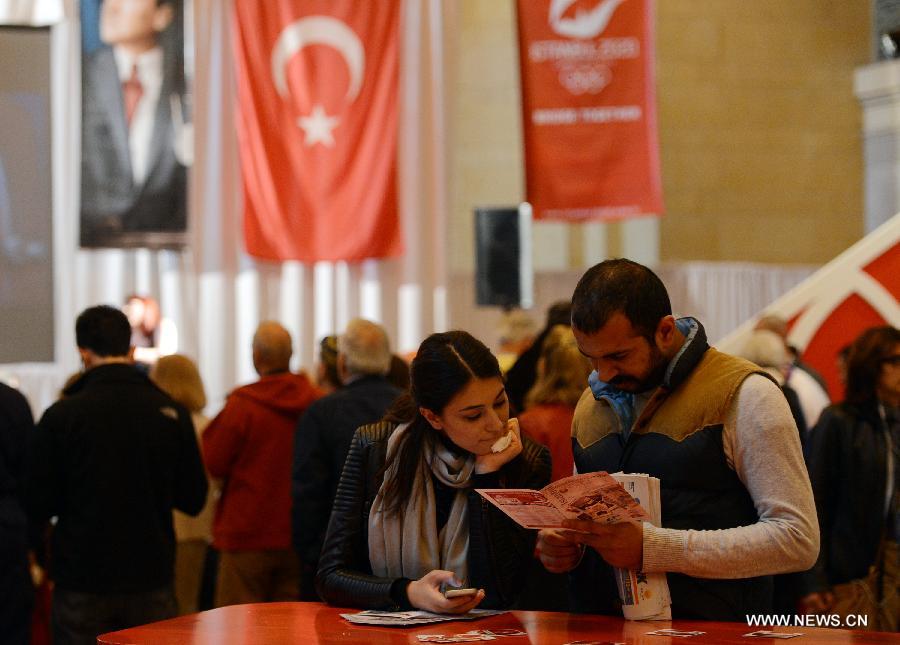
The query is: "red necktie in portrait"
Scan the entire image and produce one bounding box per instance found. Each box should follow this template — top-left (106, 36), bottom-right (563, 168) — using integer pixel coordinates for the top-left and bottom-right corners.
top-left (122, 63), bottom-right (143, 128)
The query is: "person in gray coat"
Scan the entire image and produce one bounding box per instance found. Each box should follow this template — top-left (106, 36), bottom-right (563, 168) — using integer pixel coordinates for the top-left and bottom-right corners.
top-left (292, 319), bottom-right (402, 599)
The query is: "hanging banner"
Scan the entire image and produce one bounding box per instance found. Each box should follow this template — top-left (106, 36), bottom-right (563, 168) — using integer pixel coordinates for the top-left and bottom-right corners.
top-left (233, 0), bottom-right (403, 262)
top-left (517, 0), bottom-right (663, 221)
top-left (79, 0), bottom-right (190, 249)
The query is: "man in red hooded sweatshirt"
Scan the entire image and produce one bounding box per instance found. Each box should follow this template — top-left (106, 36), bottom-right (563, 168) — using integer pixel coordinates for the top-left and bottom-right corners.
top-left (203, 321), bottom-right (321, 606)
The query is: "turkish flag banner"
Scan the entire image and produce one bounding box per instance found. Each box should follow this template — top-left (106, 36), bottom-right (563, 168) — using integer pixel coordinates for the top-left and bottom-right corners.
top-left (517, 0), bottom-right (663, 221)
top-left (233, 0), bottom-right (403, 262)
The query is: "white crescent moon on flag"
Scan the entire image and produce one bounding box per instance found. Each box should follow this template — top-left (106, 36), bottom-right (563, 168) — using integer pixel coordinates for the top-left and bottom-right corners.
top-left (271, 15), bottom-right (365, 103)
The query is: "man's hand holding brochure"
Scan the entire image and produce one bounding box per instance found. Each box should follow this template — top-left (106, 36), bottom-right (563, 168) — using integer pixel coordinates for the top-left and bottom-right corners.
top-left (476, 471), bottom-right (671, 620)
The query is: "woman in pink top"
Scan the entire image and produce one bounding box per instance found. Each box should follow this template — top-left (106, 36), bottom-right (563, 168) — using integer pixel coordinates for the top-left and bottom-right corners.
top-left (518, 325), bottom-right (592, 482)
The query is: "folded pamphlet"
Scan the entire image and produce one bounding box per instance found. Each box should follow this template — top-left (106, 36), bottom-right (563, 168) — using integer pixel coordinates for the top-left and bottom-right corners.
top-left (475, 471), bottom-right (651, 529)
top-left (476, 470), bottom-right (671, 621)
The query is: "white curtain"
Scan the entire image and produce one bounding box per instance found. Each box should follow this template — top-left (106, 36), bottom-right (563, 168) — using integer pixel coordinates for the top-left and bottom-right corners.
top-left (0, 0), bottom-right (63, 26)
top-left (0, 0), bottom-right (452, 417)
top-left (447, 262), bottom-right (819, 358)
top-left (655, 262), bottom-right (818, 343)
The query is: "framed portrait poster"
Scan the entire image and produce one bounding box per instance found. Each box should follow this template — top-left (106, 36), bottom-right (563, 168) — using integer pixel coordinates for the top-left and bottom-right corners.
top-left (79, 0), bottom-right (191, 249)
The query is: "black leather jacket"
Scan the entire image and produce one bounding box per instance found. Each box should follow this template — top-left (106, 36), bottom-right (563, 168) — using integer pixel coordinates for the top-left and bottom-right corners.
top-left (316, 421), bottom-right (551, 609)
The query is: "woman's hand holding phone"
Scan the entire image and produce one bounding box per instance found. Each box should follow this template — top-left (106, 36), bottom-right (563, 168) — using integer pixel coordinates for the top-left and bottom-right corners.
top-left (406, 570), bottom-right (484, 614)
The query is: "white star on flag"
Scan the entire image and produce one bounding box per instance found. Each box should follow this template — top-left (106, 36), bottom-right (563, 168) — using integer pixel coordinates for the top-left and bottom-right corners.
top-left (298, 104), bottom-right (339, 147)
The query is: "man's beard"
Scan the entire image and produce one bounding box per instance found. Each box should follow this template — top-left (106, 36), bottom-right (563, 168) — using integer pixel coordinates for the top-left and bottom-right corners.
top-left (610, 341), bottom-right (668, 393)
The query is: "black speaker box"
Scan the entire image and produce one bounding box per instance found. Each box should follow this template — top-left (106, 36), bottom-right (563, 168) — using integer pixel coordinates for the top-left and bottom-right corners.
top-left (474, 204), bottom-right (533, 308)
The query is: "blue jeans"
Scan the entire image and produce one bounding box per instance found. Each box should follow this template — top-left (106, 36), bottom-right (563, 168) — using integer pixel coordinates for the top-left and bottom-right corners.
top-left (51, 586), bottom-right (177, 645)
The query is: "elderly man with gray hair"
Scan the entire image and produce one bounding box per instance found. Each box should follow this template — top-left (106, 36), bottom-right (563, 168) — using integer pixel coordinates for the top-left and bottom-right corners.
top-left (292, 318), bottom-right (403, 599)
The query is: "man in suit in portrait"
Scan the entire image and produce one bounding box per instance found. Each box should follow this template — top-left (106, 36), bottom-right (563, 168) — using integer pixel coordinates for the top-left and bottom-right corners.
top-left (80, 0), bottom-right (188, 248)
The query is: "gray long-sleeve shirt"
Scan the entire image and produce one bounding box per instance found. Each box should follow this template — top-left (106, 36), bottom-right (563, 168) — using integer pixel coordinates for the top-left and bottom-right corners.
top-left (641, 374), bottom-right (819, 578)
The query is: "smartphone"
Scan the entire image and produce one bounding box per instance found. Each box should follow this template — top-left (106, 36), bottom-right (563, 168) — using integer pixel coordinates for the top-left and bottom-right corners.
top-left (444, 587), bottom-right (478, 598)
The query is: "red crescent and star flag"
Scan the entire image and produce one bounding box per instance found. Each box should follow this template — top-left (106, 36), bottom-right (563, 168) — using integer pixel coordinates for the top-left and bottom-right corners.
top-left (516, 0), bottom-right (663, 221)
top-left (233, 0), bottom-right (403, 262)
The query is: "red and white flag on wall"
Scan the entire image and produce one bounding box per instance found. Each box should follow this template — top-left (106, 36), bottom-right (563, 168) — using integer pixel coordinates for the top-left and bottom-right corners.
top-left (516, 0), bottom-right (663, 221)
top-left (233, 0), bottom-right (403, 262)
top-left (719, 214), bottom-right (900, 402)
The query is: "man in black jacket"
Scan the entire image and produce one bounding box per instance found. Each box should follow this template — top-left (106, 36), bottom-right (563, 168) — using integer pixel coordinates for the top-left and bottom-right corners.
top-left (0, 381), bottom-right (34, 645)
top-left (25, 305), bottom-right (207, 644)
top-left (292, 318), bottom-right (402, 599)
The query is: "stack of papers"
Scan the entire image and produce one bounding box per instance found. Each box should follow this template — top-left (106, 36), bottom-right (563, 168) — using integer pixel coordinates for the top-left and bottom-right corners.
top-left (340, 609), bottom-right (506, 627)
top-left (610, 472), bottom-right (670, 621)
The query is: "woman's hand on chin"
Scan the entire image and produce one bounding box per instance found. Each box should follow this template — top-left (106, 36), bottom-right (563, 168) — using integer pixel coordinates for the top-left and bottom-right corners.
top-left (406, 569), bottom-right (485, 614)
top-left (474, 418), bottom-right (523, 474)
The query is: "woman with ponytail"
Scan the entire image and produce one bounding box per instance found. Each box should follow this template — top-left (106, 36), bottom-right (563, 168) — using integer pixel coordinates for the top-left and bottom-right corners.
top-left (316, 331), bottom-right (551, 612)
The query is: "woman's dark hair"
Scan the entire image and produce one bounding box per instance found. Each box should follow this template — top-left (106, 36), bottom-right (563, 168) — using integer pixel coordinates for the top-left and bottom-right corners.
top-left (318, 335), bottom-right (340, 389)
top-left (386, 354), bottom-right (411, 391)
top-left (380, 330), bottom-right (502, 515)
top-left (844, 325), bottom-right (900, 405)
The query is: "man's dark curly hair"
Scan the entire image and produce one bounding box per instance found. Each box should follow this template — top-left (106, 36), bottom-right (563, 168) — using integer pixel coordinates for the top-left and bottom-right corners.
top-left (570, 259), bottom-right (671, 339)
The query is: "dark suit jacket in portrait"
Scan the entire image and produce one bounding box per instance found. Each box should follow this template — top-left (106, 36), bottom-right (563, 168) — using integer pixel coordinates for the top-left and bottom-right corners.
top-left (80, 46), bottom-right (187, 248)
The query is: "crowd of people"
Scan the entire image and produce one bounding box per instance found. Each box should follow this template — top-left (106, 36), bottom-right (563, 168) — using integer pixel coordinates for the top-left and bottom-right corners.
top-left (0, 259), bottom-right (897, 644)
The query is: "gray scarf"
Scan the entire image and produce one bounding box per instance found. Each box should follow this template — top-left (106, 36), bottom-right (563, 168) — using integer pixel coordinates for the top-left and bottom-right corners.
top-left (368, 423), bottom-right (474, 582)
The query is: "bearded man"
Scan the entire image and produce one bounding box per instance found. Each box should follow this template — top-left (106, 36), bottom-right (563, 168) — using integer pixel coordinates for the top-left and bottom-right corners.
top-left (536, 259), bottom-right (819, 620)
